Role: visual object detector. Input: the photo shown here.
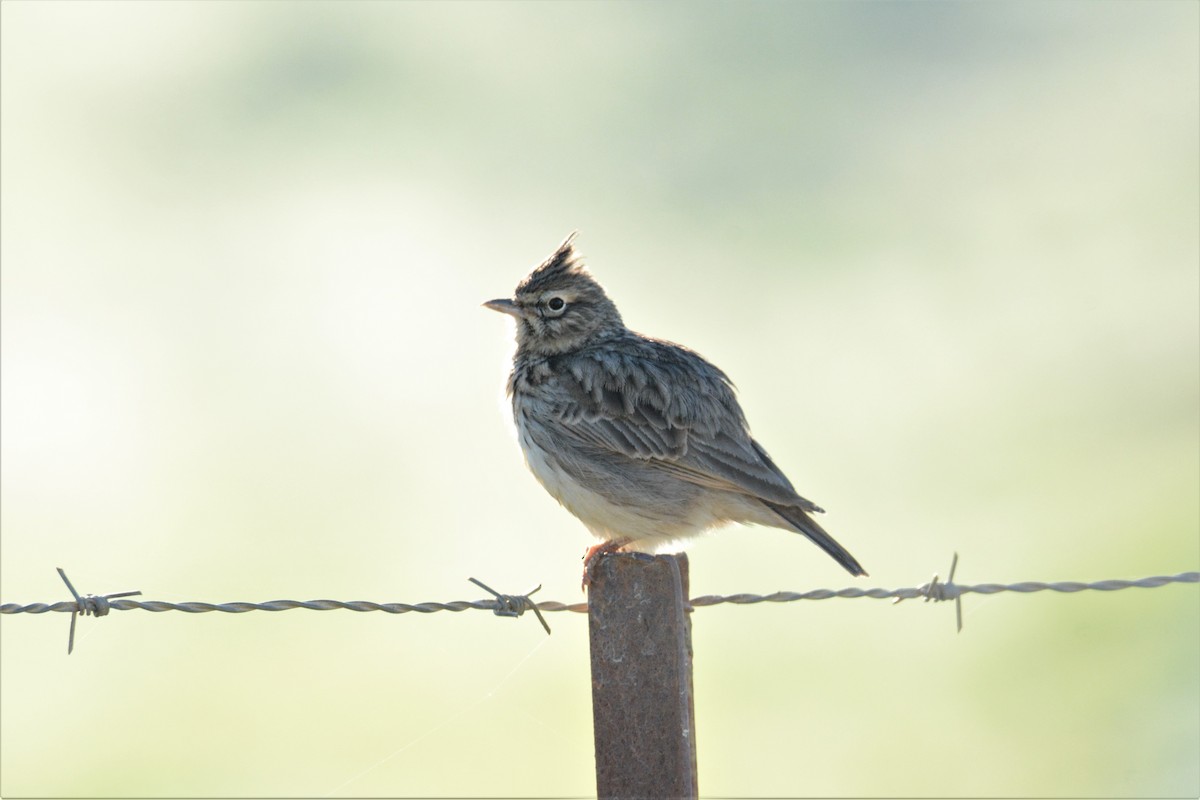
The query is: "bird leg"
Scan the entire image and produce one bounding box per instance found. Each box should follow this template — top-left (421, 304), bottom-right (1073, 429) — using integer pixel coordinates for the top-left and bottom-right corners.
top-left (582, 539), bottom-right (631, 590)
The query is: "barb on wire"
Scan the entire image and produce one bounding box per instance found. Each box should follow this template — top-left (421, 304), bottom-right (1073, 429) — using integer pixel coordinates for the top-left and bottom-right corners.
top-left (55, 568), bottom-right (142, 655)
top-left (2, 563), bottom-right (1195, 653)
top-left (892, 552), bottom-right (964, 631)
top-left (469, 577), bottom-right (552, 635)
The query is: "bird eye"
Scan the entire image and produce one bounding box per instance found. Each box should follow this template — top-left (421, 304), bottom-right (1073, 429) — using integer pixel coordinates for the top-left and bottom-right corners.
top-left (545, 296), bottom-right (566, 315)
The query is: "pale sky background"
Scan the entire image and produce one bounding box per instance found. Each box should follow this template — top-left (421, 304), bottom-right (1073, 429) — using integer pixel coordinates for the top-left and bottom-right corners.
top-left (2, 1), bottom-right (1197, 798)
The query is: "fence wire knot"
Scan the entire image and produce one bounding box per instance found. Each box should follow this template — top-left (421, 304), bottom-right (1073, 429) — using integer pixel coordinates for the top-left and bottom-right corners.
top-left (56, 568), bottom-right (142, 655)
top-left (917, 575), bottom-right (950, 602)
top-left (468, 577), bottom-right (551, 636)
top-left (894, 553), bottom-right (965, 632)
top-left (78, 593), bottom-right (112, 617)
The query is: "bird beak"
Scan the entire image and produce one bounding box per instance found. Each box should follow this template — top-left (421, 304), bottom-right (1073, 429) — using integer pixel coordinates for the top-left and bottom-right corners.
top-left (483, 298), bottom-right (524, 319)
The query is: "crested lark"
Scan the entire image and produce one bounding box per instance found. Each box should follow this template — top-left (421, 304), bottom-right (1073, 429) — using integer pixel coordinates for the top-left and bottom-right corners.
top-left (485, 235), bottom-right (866, 583)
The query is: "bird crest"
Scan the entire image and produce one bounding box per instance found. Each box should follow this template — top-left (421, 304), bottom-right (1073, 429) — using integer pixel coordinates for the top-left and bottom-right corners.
top-left (517, 232), bottom-right (588, 296)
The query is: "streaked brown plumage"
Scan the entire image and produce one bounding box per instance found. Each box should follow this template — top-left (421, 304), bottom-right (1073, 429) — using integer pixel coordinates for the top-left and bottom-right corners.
top-left (485, 234), bottom-right (866, 580)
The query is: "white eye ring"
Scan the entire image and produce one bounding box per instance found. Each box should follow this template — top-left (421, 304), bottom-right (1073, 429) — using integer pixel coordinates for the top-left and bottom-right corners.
top-left (545, 296), bottom-right (567, 316)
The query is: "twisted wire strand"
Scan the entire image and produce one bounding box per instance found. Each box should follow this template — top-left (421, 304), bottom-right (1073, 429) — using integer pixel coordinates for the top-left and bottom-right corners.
top-left (687, 572), bottom-right (1200, 606)
top-left (0, 598), bottom-right (552, 614)
top-left (3, 566), bottom-right (1196, 654)
top-left (3, 572), bottom-right (1193, 617)
top-left (0, 597), bottom-right (593, 615)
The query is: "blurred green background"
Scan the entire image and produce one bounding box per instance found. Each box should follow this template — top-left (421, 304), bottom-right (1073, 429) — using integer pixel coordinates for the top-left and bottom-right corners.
top-left (2, 1), bottom-right (1197, 797)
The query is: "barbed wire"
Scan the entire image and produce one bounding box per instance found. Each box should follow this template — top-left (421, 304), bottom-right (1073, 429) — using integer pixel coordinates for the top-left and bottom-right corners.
top-left (1, 558), bottom-right (1196, 653)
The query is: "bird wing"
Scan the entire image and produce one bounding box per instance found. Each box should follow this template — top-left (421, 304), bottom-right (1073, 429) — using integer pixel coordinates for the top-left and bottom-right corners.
top-left (546, 341), bottom-right (821, 511)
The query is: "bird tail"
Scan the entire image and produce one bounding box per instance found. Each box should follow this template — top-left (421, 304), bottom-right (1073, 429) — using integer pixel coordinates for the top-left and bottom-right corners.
top-left (763, 501), bottom-right (868, 577)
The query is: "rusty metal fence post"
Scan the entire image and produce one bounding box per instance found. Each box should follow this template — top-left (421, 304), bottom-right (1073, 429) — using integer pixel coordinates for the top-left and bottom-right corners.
top-left (588, 552), bottom-right (698, 799)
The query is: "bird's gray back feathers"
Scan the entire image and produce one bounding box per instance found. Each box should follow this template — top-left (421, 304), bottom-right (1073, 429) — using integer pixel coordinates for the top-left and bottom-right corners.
top-left (511, 332), bottom-right (823, 513)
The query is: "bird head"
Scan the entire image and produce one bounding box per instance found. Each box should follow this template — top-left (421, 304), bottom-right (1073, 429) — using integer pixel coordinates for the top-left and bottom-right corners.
top-left (484, 234), bottom-right (625, 355)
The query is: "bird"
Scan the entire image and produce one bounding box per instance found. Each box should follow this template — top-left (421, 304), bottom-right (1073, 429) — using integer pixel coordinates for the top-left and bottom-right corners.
top-left (484, 234), bottom-right (866, 585)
